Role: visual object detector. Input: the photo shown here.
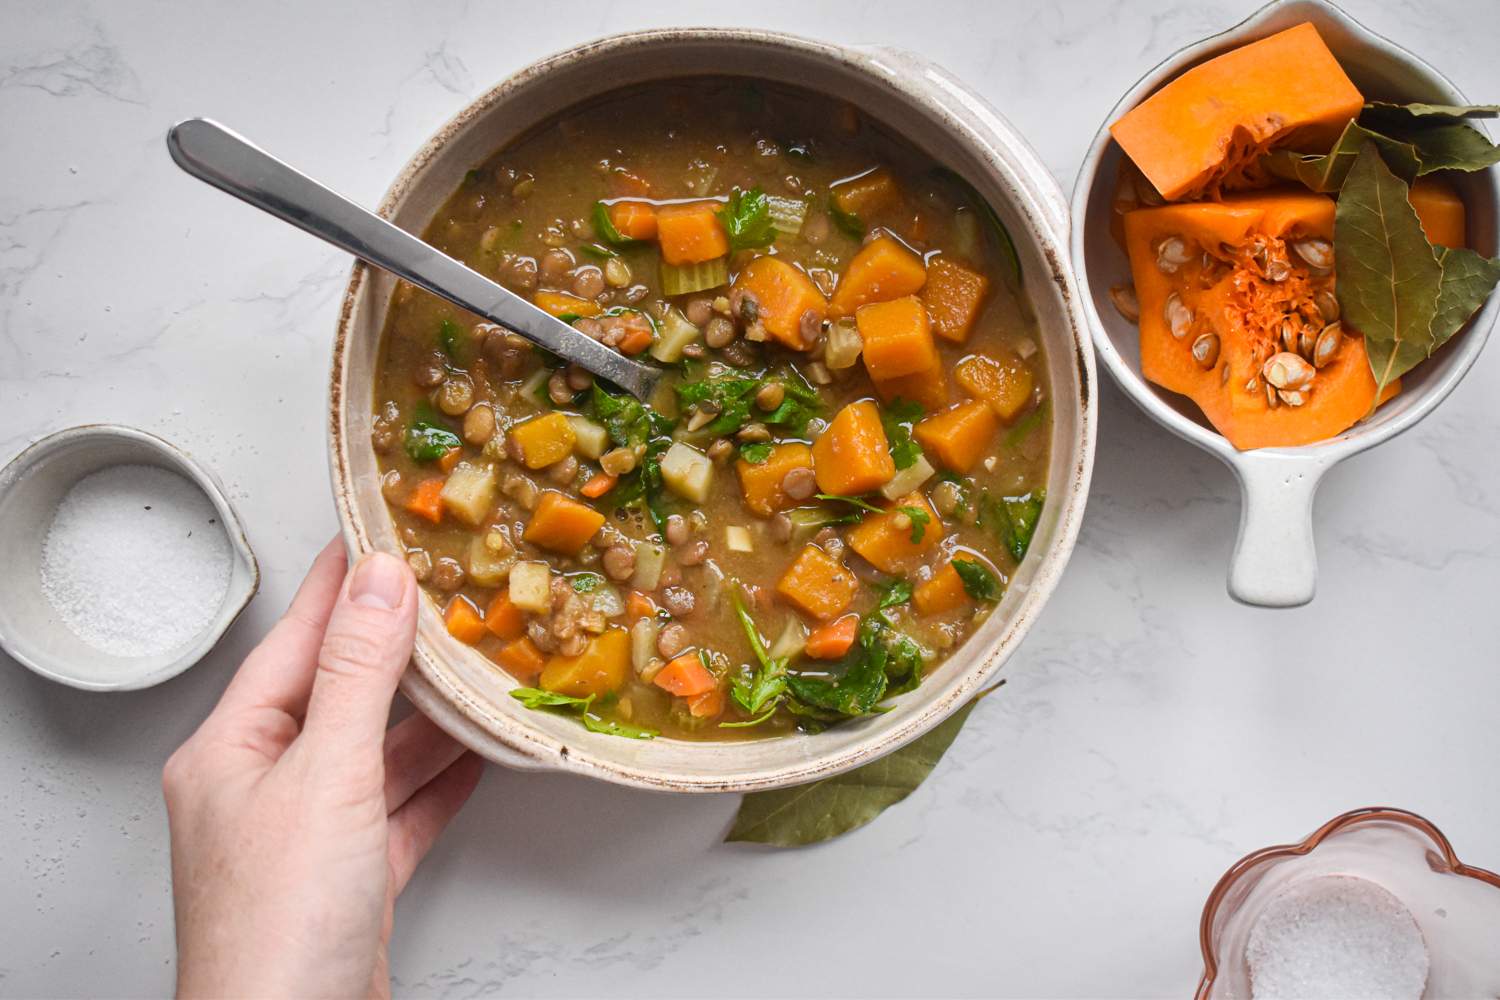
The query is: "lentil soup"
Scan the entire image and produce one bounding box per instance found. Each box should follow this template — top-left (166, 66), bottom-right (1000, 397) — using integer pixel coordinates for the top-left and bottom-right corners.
top-left (372, 78), bottom-right (1051, 740)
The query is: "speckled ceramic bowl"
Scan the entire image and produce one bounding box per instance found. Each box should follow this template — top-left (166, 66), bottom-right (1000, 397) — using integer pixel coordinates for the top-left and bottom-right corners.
top-left (0, 424), bottom-right (259, 691)
top-left (330, 30), bottom-right (1097, 792)
top-left (1071, 0), bottom-right (1500, 607)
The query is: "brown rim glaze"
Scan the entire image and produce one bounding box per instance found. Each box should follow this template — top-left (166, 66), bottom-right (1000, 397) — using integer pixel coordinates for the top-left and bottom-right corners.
top-left (1195, 806), bottom-right (1500, 999)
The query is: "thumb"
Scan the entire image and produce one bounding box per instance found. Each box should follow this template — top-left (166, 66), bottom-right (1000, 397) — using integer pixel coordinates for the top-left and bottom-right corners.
top-left (301, 551), bottom-right (418, 760)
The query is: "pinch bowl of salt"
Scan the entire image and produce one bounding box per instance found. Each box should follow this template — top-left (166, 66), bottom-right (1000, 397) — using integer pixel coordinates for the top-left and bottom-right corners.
top-left (1196, 807), bottom-right (1500, 1000)
top-left (0, 424), bottom-right (259, 691)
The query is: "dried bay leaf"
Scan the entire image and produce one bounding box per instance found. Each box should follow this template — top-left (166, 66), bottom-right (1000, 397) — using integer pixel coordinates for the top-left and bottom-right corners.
top-left (1363, 101), bottom-right (1500, 123)
top-left (1334, 143), bottom-right (1444, 397)
top-left (1431, 246), bottom-right (1500, 351)
top-left (1264, 120), bottom-right (1420, 192)
top-left (726, 688), bottom-right (996, 847)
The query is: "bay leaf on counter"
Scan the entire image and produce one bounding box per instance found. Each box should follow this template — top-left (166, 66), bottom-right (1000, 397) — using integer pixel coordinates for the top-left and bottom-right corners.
top-left (725, 686), bottom-right (997, 847)
top-left (1431, 246), bottom-right (1500, 351)
top-left (1264, 120), bottom-right (1420, 192)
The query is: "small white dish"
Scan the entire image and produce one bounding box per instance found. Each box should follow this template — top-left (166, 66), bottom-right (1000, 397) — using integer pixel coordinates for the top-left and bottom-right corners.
top-left (0, 424), bottom-right (259, 691)
top-left (1070, 0), bottom-right (1500, 607)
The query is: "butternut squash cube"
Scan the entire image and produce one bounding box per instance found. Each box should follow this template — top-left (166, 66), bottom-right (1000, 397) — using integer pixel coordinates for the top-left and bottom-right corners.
top-left (655, 201), bottom-right (729, 265)
top-left (913, 563), bottom-right (970, 616)
top-left (856, 295), bottom-right (939, 381)
top-left (511, 412), bottom-right (577, 470)
top-left (873, 356), bottom-right (950, 412)
top-left (956, 352), bottom-right (1034, 422)
top-left (736, 442), bottom-right (815, 517)
top-left (831, 167), bottom-right (900, 221)
top-left (846, 492), bottom-right (942, 574)
top-left (812, 399), bottom-right (895, 496)
top-left (924, 256), bottom-right (990, 343)
top-left (828, 235), bottom-right (927, 318)
top-left (731, 256), bottom-right (827, 350)
top-left (776, 544), bottom-right (858, 621)
top-left (539, 627), bottom-right (631, 698)
top-left (914, 400), bottom-right (999, 474)
top-left (533, 290), bottom-right (603, 319)
top-left (523, 490), bottom-right (605, 555)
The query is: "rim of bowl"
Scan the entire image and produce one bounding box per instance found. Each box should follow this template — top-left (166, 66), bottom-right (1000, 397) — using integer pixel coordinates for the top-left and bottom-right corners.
top-left (1069, 0), bottom-right (1500, 469)
top-left (1194, 806), bottom-right (1500, 999)
top-left (329, 27), bottom-right (1097, 791)
top-left (0, 423), bottom-right (260, 691)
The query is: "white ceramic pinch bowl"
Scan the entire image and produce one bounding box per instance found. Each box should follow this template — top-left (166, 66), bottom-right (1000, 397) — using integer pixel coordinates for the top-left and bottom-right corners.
top-left (1070, 0), bottom-right (1500, 608)
top-left (0, 424), bottom-right (260, 691)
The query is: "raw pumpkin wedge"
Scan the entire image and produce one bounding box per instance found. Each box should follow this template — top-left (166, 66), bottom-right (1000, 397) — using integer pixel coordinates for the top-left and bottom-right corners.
top-left (1408, 177), bottom-right (1466, 249)
top-left (1122, 189), bottom-right (1397, 450)
top-left (1110, 23), bottom-right (1363, 201)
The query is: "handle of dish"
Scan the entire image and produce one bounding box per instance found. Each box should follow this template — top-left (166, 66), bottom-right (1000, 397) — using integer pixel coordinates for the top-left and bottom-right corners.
top-left (1226, 453), bottom-right (1331, 608)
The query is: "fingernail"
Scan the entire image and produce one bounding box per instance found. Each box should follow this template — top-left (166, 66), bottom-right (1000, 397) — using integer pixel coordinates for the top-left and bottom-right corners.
top-left (350, 552), bottom-right (407, 609)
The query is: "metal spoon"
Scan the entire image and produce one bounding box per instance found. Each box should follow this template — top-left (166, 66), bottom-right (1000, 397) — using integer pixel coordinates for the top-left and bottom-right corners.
top-left (166, 118), bottom-right (662, 401)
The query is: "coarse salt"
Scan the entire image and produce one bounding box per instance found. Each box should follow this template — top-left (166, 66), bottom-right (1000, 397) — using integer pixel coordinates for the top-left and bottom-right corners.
top-left (40, 464), bottom-right (232, 658)
top-left (1246, 874), bottom-right (1429, 1000)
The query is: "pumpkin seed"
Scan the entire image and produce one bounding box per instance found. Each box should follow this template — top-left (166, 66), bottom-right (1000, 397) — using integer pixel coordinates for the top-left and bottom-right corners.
top-left (1191, 332), bottom-right (1220, 369)
top-left (1265, 383), bottom-right (1280, 409)
top-left (1292, 237), bottom-right (1334, 272)
top-left (1314, 288), bottom-right (1340, 323)
top-left (1313, 322), bottom-right (1343, 369)
top-left (1221, 362), bottom-right (1232, 386)
top-left (1299, 325), bottom-right (1318, 360)
top-left (1245, 376), bottom-right (1259, 393)
top-left (1164, 292), bottom-right (1193, 339)
top-left (1262, 351), bottom-right (1315, 390)
top-left (1108, 284), bottom-right (1140, 323)
top-left (1264, 255), bottom-right (1292, 283)
top-left (1280, 319), bottom-right (1299, 353)
top-left (1278, 388), bottom-right (1309, 407)
top-left (1156, 236), bottom-right (1193, 273)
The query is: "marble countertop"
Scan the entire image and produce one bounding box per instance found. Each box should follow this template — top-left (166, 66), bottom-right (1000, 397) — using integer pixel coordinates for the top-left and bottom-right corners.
top-left (3, 1), bottom-right (1498, 995)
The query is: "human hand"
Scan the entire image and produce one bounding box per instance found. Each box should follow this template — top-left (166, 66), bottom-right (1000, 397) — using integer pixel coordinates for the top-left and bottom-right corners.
top-left (163, 540), bottom-right (483, 999)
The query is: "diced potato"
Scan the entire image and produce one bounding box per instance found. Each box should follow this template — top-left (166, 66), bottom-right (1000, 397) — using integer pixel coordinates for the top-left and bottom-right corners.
top-left (725, 525), bottom-right (753, 552)
top-left (439, 462), bottom-right (496, 526)
top-left (467, 534), bottom-right (515, 587)
top-left (630, 617), bottom-right (659, 672)
top-left (508, 560), bottom-right (552, 612)
top-left (649, 308), bottom-right (702, 363)
top-left (824, 318), bottom-right (863, 370)
top-left (660, 441), bottom-right (713, 503)
top-left (567, 415), bottom-right (610, 460)
top-left (880, 453), bottom-right (935, 500)
top-left (631, 541), bottom-right (667, 591)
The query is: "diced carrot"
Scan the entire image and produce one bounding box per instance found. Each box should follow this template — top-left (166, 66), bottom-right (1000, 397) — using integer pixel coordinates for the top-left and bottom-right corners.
top-left (873, 356), bottom-right (951, 411)
top-left (539, 627), bottom-right (630, 697)
top-left (438, 447), bottom-right (463, 474)
top-left (524, 490), bottom-right (606, 555)
top-left (656, 201), bottom-right (729, 264)
top-left (914, 400), bottom-right (1000, 473)
top-left (688, 687), bottom-right (725, 719)
top-left (828, 235), bottom-right (927, 317)
top-left (608, 200), bottom-right (658, 240)
top-left (625, 590), bottom-right (656, 622)
top-left (616, 324), bottom-right (653, 355)
top-left (510, 412), bottom-right (577, 470)
top-left (804, 613), bottom-right (859, 659)
top-left (847, 492), bottom-right (942, 574)
top-left (776, 544), bottom-right (858, 621)
top-left (653, 653), bottom-right (717, 698)
top-left (404, 478), bottom-right (445, 524)
top-left (579, 472), bottom-right (618, 499)
top-left (533, 289), bottom-right (603, 318)
top-left (831, 168), bottom-right (901, 222)
top-left (955, 352), bottom-right (1035, 421)
top-left (497, 636), bottom-right (546, 680)
top-left (925, 256), bottom-right (991, 343)
top-left (856, 295), bottom-right (939, 380)
top-left (443, 595), bottom-right (488, 645)
top-left (730, 256), bottom-right (827, 350)
top-left (484, 591), bottom-right (527, 641)
top-left (736, 442), bottom-right (815, 517)
top-left (913, 563), bottom-right (970, 616)
top-left (812, 400), bottom-right (895, 496)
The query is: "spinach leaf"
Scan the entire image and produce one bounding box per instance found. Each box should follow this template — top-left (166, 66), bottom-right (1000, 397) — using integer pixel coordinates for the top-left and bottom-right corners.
top-left (816, 492), bottom-right (885, 514)
top-left (511, 688), bottom-right (593, 711)
top-left (787, 641), bottom-right (887, 717)
top-left (1004, 402), bottom-right (1050, 449)
top-left (875, 579), bottom-right (913, 610)
top-left (952, 558), bottom-right (1001, 601)
top-left (728, 594), bottom-right (789, 718)
top-left (592, 201), bottom-right (642, 247)
top-left (880, 398), bottom-right (925, 470)
top-left (570, 573), bottom-right (603, 594)
top-left (827, 196), bottom-right (865, 239)
top-left (589, 384), bottom-right (653, 448)
top-left (576, 242), bottom-right (618, 260)
top-left (677, 368), bottom-right (820, 437)
top-left (582, 714), bottom-right (658, 739)
top-left (739, 442), bottom-right (773, 465)
top-left (437, 318), bottom-right (464, 359)
top-left (511, 687), bottom-right (658, 739)
top-left (898, 505), bottom-right (930, 543)
top-left (403, 403), bottom-right (461, 463)
top-left (979, 489), bottom-right (1045, 562)
top-left (717, 187), bottom-right (777, 252)
top-left (726, 686), bottom-right (995, 846)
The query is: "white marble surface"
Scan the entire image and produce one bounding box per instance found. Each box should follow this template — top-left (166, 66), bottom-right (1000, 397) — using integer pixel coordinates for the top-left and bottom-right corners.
top-left (2, 1), bottom-right (1498, 996)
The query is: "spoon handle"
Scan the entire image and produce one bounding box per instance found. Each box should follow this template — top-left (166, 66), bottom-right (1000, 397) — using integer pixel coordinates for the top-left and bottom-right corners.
top-left (167, 118), bottom-right (660, 401)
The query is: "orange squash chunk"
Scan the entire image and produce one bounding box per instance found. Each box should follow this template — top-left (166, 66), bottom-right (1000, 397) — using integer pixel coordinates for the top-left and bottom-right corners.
top-left (776, 544), bottom-right (858, 621)
top-left (924, 257), bottom-right (990, 343)
top-left (1110, 23), bottom-right (1363, 201)
top-left (1123, 191), bottom-right (1397, 449)
top-left (539, 627), bottom-right (630, 698)
top-left (656, 201), bottom-right (729, 264)
top-left (914, 401), bottom-right (999, 474)
top-left (533, 290), bottom-right (603, 319)
top-left (828, 235), bottom-right (927, 317)
top-left (831, 168), bottom-right (901, 221)
top-left (812, 400), bottom-right (895, 495)
top-left (523, 490), bottom-right (606, 555)
top-left (873, 357), bottom-right (950, 412)
top-left (955, 352), bottom-right (1034, 422)
top-left (731, 256), bottom-right (827, 349)
top-left (857, 295), bottom-right (939, 381)
top-left (736, 442), bottom-right (815, 517)
top-left (607, 201), bottom-right (658, 240)
top-left (510, 412), bottom-right (576, 470)
top-left (496, 637), bottom-right (546, 680)
top-left (846, 492), bottom-right (942, 575)
top-left (484, 591), bottom-right (527, 641)
top-left (1409, 178), bottom-right (1466, 248)
top-left (913, 563), bottom-right (970, 616)
top-left (443, 595), bottom-right (488, 645)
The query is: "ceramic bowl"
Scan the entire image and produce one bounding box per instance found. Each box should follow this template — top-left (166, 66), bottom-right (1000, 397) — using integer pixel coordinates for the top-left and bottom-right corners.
top-left (1071, 0), bottom-right (1500, 608)
top-left (1197, 807), bottom-right (1500, 999)
top-left (330, 29), bottom-right (1097, 792)
top-left (0, 424), bottom-right (260, 691)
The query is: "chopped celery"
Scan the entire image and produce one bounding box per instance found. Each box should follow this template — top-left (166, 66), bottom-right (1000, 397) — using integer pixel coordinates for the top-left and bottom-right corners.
top-left (766, 195), bottom-right (808, 237)
top-left (824, 318), bottom-right (863, 370)
top-left (660, 256), bottom-right (729, 296)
